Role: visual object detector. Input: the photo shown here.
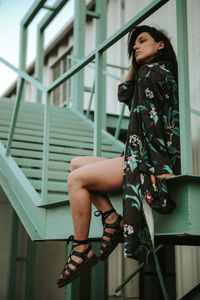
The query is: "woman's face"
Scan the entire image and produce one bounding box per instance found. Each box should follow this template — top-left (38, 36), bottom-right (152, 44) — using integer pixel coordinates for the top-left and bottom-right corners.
top-left (133, 32), bottom-right (164, 64)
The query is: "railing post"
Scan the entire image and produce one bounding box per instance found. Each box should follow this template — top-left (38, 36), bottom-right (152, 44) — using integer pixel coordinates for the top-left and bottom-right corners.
top-left (176, 0), bottom-right (193, 174)
top-left (72, 0), bottom-right (86, 113)
top-left (35, 27), bottom-right (44, 104)
top-left (94, 51), bottom-right (103, 156)
top-left (6, 209), bottom-right (19, 300)
top-left (18, 24), bottom-right (27, 102)
top-left (6, 77), bottom-right (25, 156)
top-left (41, 92), bottom-right (50, 203)
top-left (96, 0), bottom-right (107, 130)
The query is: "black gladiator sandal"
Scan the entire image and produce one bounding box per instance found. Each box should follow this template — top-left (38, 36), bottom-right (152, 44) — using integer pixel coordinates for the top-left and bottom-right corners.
top-left (57, 236), bottom-right (99, 288)
top-left (94, 208), bottom-right (124, 261)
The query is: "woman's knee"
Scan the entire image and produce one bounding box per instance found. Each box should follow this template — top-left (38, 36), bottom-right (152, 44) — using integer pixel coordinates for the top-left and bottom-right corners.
top-left (67, 169), bottom-right (82, 191)
top-left (70, 157), bottom-right (83, 173)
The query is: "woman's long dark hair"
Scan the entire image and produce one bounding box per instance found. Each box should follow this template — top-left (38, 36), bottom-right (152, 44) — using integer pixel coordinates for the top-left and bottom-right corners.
top-left (128, 25), bottom-right (178, 82)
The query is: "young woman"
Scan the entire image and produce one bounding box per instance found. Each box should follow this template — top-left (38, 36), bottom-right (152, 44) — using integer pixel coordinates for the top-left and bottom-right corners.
top-left (57, 25), bottom-right (180, 288)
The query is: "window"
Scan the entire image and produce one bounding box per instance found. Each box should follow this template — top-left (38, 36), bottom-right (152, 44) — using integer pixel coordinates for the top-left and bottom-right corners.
top-left (51, 50), bottom-right (72, 106)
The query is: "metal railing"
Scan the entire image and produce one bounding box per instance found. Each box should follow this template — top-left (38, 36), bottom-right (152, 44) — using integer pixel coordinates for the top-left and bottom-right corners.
top-left (0, 0), bottom-right (198, 206)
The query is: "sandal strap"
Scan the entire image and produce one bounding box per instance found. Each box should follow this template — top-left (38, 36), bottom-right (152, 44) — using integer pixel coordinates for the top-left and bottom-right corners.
top-left (94, 208), bottom-right (116, 225)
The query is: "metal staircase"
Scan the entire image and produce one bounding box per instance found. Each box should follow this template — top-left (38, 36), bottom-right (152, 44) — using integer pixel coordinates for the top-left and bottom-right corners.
top-left (0, 97), bottom-right (124, 240)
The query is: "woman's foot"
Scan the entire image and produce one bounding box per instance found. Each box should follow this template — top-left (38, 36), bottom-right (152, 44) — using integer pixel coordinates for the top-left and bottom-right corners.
top-left (57, 237), bottom-right (99, 288)
top-left (95, 208), bottom-right (124, 260)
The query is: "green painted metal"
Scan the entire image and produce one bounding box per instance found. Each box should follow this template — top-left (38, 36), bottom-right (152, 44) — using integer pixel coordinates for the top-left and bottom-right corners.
top-left (72, 0), bottom-right (86, 113)
top-left (0, 57), bottom-right (46, 92)
top-left (36, 0), bottom-right (69, 103)
top-left (39, 0), bottom-right (69, 31)
top-left (176, 0), bottom-right (193, 175)
top-left (25, 238), bottom-right (36, 300)
top-left (115, 104), bottom-right (126, 139)
top-left (21, 0), bottom-right (47, 27)
top-left (91, 242), bottom-right (106, 300)
top-left (94, 52), bottom-right (103, 156)
top-left (95, 0), bottom-right (107, 130)
top-left (114, 262), bottom-right (145, 295)
top-left (154, 175), bottom-right (200, 236)
top-left (19, 0), bottom-right (47, 100)
top-left (86, 79), bottom-right (95, 118)
top-left (86, 10), bottom-right (100, 19)
top-left (153, 251), bottom-right (169, 300)
top-left (47, 0), bottom-right (169, 93)
top-left (66, 241), bottom-right (80, 300)
top-left (35, 28), bottom-right (44, 103)
top-left (41, 92), bottom-right (51, 204)
top-left (43, 5), bottom-right (57, 11)
top-left (6, 209), bottom-right (19, 300)
top-left (6, 77), bottom-right (25, 156)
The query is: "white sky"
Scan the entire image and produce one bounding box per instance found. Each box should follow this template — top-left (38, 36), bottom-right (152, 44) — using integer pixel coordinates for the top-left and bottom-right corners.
top-left (0, 0), bottom-right (74, 96)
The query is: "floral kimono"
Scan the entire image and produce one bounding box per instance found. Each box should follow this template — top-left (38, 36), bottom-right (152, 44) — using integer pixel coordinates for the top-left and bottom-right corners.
top-left (118, 61), bottom-right (180, 263)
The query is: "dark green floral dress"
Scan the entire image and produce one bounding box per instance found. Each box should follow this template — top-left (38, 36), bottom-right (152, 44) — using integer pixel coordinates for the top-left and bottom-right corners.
top-left (118, 61), bottom-right (180, 263)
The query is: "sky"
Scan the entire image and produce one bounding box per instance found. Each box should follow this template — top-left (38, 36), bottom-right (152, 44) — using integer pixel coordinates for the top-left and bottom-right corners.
top-left (0, 0), bottom-right (74, 96)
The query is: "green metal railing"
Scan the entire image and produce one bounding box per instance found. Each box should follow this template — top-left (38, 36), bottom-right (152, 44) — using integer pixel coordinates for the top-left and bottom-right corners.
top-left (0, 0), bottom-right (199, 299)
top-left (0, 0), bottom-right (199, 206)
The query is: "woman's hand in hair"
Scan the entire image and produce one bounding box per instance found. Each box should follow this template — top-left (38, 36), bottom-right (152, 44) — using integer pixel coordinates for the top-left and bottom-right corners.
top-left (124, 65), bottom-right (135, 81)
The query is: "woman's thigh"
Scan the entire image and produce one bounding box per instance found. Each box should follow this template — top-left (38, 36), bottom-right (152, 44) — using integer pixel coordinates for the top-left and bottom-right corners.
top-left (70, 156), bottom-right (108, 172)
top-left (69, 156), bottom-right (124, 193)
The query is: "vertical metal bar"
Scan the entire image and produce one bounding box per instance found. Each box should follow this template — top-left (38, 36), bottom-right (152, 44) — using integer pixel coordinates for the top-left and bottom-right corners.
top-left (91, 242), bottom-right (106, 300)
top-left (25, 238), bottom-right (36, 300)
top-left (115, 103), bottom-right (126, 139)
top-left (95, 0), bottom-right (107, 130)
top-left (94, 51), bottom-right (103, 156)
top-left (35, 27), bottom-right (44, 103)
top-left (176, 0), bottom-right (193, 174)
top-left (153, 252), bottom-right (169, 300)
top-left (86, 79), bottom-right (95, 118)
top-left (66, 56), bottom-right (71, 107)
top-left (72, 0), bottom-right (86, 113)
top-left (6, 209), bottom-right (19, 300)
top-left (18, 24), bottom-right (27, 102)
top-left (6, 78), bottom-right (25, 156)
top-left (66, 241), bottom-right (80, 300)
top-left (41, 92), bottom-right (50, 203)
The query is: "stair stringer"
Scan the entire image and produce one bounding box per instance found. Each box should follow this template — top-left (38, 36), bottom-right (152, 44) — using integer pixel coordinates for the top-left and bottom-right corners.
top-left (0, 141), bottom-right (46, 240)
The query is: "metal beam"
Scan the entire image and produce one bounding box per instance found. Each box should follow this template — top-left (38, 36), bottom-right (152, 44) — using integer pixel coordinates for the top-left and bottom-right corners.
top-left (6, 209), bottom-right (19, 300)
top-left (38, 0), bottom-right (70, 31)
top-left (21, 0), bottom-right (47, 27)
top-left (176, 0), bottom-right (193, 174)
top-left (72, 0), bottom-right (86, 113)
top-left (0, 56), bottom-right (46, 92)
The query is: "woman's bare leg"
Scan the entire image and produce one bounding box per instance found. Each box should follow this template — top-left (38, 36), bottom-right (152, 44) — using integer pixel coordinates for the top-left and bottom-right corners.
top-left (68, 156), bottom-right (123, 239)
top-left (70, 156), bottom-right (114, 211)
top-left (59, 156), bottom-right (123, 279)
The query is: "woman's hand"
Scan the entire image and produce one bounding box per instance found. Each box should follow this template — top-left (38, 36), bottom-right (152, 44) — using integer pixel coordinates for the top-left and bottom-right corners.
top-left (150, 174), bottom-right (174, 185)
top-left (124, 65), bottom-right (135, 81)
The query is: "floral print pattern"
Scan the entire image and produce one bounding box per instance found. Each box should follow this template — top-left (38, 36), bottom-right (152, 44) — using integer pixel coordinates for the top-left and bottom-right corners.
top-left (118, 61), bottom-right (180, 263)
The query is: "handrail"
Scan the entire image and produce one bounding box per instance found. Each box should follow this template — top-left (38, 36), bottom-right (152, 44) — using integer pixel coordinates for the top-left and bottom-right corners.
top-left (0, 57), bottom-right (47, 93)
top-left (1, 0), bottom-right (197, 204)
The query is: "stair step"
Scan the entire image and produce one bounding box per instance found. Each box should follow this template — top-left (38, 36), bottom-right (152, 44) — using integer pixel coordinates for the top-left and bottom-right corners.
top-left (0, 98), bottom-right (124, 209)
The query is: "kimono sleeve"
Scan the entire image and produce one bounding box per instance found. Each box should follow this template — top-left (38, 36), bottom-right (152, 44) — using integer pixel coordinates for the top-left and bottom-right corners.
top-left (118, 80), bottom-right (135, 107)
top-left (137, 67), bottom-right (173, 175)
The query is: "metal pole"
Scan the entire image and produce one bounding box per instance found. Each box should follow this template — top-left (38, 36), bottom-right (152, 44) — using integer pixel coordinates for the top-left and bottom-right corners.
top-left (94, 51), bottom-right (103, 156)
top-left (6, 209), bottom-right (19, 300)
top-left (176, 0), bottom-right (193, 174)
top-left (25, 238), bottom-right (36, 300)
top-left (72, 0), bottom-right (86, 113)
top-left (95, 0), bottom-right (107, 130)
top-left (35, 27), bottom-right (44, 103)
top-left (41, 92), bottom-right (50, 204)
